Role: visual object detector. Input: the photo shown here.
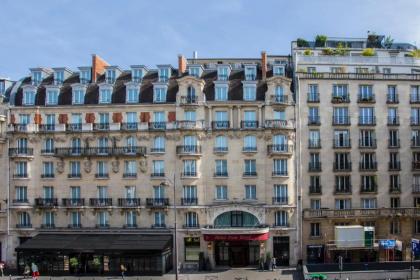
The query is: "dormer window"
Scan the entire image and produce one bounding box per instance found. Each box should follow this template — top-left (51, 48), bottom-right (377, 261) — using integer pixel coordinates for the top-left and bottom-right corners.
top-left (154, 86), bottom-right (167, 103)
top-left (217, 67), bottom-right (229, 81)
top-left (46, 89), bottom-right (59, 105)
top-left (244, 66), bottom-right (257, 81)
top-left (132, 69), bottom-right (143, 83)
top-left (215, 85), bottom-right (228, 101)
top-left (54, 71), bottom-right (64, 85)
top-left (243, 85), bottom-right (256, 101)
top-left (99, 89), bottom-right (112, 104)
top-left (189, 67), bottom-right (201, 78)
top-left (72, 88), bottom-right (85, 105)
top-left (32, 71), bottom-right (42, 85)
top-left (106, 69), bottom-right (116, 84)
top-left (158, 68), bottom-right (170, 82)
top-left (79, 69), bottom-right (91, 84)
top-left (23, 90), bottom-right (35, 106)
top-left (273, 66), bottom-right (285, 76)
top-left (126, 87), bottom-right (139, 103)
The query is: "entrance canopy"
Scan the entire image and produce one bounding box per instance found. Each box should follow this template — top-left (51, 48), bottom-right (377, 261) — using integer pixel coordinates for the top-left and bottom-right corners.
top-left (16, 234), bottom-right (172, 252)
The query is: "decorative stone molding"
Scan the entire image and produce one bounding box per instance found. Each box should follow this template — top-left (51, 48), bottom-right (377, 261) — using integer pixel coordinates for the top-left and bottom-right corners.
top-left (56, 160), bottom-right (65, 174)
top-left (83, 160), bottom-right (92, 173)
top-left (139, 158), bottom-right (147, 173)
top-left (207, 204), bottom-right (266, 225)
top-left (111, 160), bottom-right (120, 173)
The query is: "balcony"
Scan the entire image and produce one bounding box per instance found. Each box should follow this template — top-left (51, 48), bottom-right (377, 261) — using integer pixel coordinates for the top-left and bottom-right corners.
top-left (331, 95), bottom-right (350, 103)
top-left (309, 186), bottom-right (322, 195)
top-left (35, 198), bottom-right (58, 207)
top-left (40, 224), bottom-right (56, 229)
top-left (333, 140), bottom-right (351, 149)
top-left (13, 173), bottom-right (28, 179)
top-left (95, 173), bottom-right (109, 179)
top-left (308, 116), bottom-right (320, 126)
top-left (334, 186), bottom-right (352, 195)
top-left (241, 121), bottom-right (259, 129)
top-left (411, 118), bottom-right (420, 126)
top-left (38, 124), bottom-right (57, 132)
top-left (176, 145), bottom-right (202, 155)
top-left (270, 95), bottom-right (290, 105)
top-left (389, 161), bottom-right (401, 171)
top-left (309, 139), bottom-right (321, 149)
top-left (183, 223), bottom-right (200, 229)
top-left (16, 224), bottom-right (32, 229)
top-left (413, 161), bottom-right (420, 170)
top-left (389, 185), bottom-right (401, 194)
top-left (149, 122), bottom-right (167, 130)
top-left (54, 146), bottom-right (146, 157)
top-left (214, 171), bottom-right (228, 177)
top-left (387, 116), bottom-right (400, 126)
top-left (214, 147), bottom-right (228, 154)
top-left (93, 123), bottom-right (110, 131)
top-left (307, 93), bottom-right (319, 103)
top-left (242, 146), bottom-right (257, 153)
top-left (150, 147), bottom-right (165, 153)
top-left (41, 173), bottom-right (55, 179)
top-left (272, 170), bottom-right (288, 176)
top-left (332, 116), bottom-right (351, 126)
top-left (62, 198), bottom-right (85, 207)
top-left (9, 148), bottom-right (34, 157)
top-left (124, 224), bottom-right (138, 229)
top-left (8, 124), bottom-right (32, 133)
top-left (411, 97), bottom-right (420, 104)
top-left (123, 173), bottom-right (137, 179)
top-left (180, 96), bottom-right (198, 105)
top-left (389, 139), bottom-right (400, 148)
top-left (176, 121), bottom-right (202, 130)
top-left (359, 161), bottom-right (378, 171)
top-left (41, 149), bottom-right (55, 155)
top-left (265, 120), bottom-right (293, 129)
top-left (413, 184), bottom-right (420, 194)
top-left (333, 162), bottom-right (352, 172)
top-left (267, 144), bottom-right (292, 155)
top-left (358, 116), bottom-right (376, 126)
top-left (146, 198), bottom-right (170, 207)
top-left (386, 94), bottom-right (399, 104)
top-left (68, 223), bottom-right (82, 229)
top-left (308, 162), bottom-right (322, 172)
top-left (96, 224), bottom-right (110, 229)
top-left (181, 198), bottom-right (198, 206)
top-left (151, 172), bottom-right (165, 178)
top-left (181, 171), bottom-right (197, 178)
top-left (152, 223), bottom-right (167, 228)
top-left (360, 185), bottom-right (378, 194)
top-left (118, 198), bottom-right (141, 207)
top-left (12, 199), bottom-right (29, 204)
top-left (67, 173), bottom-right (81, 179)
top-left (66, 123), bottom-right (82, 132)
top-left (212, 121), bottom-right (230, 129)
top-left (243, 171), bottom-right (257, 177)
top-left (272, 197), bottom-right (288, 205)
top-left (89, 198), bottom-right (112, 207)
top-left (120, 122), bottom-right (138, 131)
top-left (412, 139), bottom-right (420, 148)
top-left (359, 139), bottom-right (377, 149)
top-left (357, 94), bottom-right (375, 103)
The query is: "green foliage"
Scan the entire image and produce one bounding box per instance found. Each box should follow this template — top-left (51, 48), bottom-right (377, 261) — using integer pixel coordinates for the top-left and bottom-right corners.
top-left (69, 257), bottom-right (79, 268)
top-left (315, 35), bottom-right (327, 47)
top-left (362, 48), bottom-right (376, 56)
top-left (408, 50), bottom-right (420, 58)
top-left (334, 42), bottom-right (349, 56)
top-left (322, 48), bottom-right (334, 55)
top-left (383, 36), bottom-right (394, 49)
top-left (297, 38), bottom-right (309, 48)
top-left (303, 49), bottom-right (313, 56)
top-left (92, 257), bottom-right (101, 268)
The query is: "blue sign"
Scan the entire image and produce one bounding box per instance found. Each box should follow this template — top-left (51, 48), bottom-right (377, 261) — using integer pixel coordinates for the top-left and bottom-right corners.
top-left (379, 239), bottom-right (396, 249)
top-left (412, 239), bottom-right (420, 256)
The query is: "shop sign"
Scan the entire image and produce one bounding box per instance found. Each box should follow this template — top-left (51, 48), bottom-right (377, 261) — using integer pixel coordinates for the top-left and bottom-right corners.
top-left (203, 233), bottom-right (269, 241)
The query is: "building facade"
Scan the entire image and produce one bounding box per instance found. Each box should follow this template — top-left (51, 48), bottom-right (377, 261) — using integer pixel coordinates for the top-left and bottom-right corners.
top-left (3, 52), bottom-right (298, 274)
top-left (294, 36), bottom-right (420, 264)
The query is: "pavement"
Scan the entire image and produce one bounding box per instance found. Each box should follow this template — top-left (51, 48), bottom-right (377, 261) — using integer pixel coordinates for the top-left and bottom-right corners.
top-left (0, 267), bottom-right (303, 280)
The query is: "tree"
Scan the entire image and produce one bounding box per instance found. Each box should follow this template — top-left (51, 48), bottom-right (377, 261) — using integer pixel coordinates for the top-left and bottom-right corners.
top-left (315, 35), bottom-right (327, 48)
top-left (297, 38), bottom-right (309, 48)
top-left (383, 36), bottom-right (394, 49)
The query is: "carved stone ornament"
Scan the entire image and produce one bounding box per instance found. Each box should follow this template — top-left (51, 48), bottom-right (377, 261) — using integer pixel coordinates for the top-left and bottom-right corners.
top-left (53, 136), bottom-right (67, 143)
top-left (137, 135), bottom-right (149, 141)
top-left (28, 136), bottom-right (41, 143)
top-left (139, 157), bottom-right (148, 173)
top-left (83, 160), bottom-right (92, 173)
top-left (112, 160), bottom-right (120, 173)
top-left (56, 160), bottom-right (65, 174)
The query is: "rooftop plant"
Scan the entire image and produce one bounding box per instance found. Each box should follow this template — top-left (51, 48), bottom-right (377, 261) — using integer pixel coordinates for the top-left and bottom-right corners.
top-left (407, 50), bottom-right (420, 58)
top-left (334, 42), bottom-right (349, 56)
top-left (303, 49), bottom-right (313, 56)
top-left (383, 35), bottom-right (394, 49)
top-left (297, 38), bottom-right (309, 48)
top-left (362, 48), bottom-right (376, 56)
top-left (322, 48), bottom-right (334, 55)
top-left (315, 35), bottom-right (327, 48)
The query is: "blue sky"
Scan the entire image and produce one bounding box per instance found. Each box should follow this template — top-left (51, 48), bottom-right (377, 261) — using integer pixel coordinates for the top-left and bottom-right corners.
top-left (1, 0), bottom-right (419, 80)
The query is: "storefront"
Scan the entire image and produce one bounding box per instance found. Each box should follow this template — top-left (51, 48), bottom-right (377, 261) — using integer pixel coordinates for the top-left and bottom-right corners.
top-left (16, 233), bottom-right (173, 276)
top-left (273, 236), bottom-right (290, 266)
top-left (307, 245), bottom-right (325, 264)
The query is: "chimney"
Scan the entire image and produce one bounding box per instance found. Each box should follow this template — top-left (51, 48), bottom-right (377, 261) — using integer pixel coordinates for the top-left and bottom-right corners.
top-left (261, 51), bottom-right (267, 80)
top-left (178, 54), bottom-right (187, 76)
top-left (91, 54), bottom-right (109, 82)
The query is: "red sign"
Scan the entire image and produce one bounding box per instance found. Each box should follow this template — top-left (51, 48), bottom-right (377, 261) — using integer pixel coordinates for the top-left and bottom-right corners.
top-left (203, 233), bottom-right (269, 241)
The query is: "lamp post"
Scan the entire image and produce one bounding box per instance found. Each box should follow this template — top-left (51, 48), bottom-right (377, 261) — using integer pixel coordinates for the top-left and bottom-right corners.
top-left (160, 172), bottom-right (178, 280)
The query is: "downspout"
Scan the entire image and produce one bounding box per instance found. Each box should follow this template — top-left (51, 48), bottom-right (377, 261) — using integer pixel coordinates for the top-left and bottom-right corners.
top-left (6, 107), bottom-right (10, 265)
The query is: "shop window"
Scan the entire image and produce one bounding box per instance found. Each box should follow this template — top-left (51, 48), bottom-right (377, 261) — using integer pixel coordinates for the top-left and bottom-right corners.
top-left (184, 237), bottom-right (200, 261)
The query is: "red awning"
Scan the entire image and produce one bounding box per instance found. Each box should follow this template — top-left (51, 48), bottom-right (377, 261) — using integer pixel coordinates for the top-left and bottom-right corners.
top-left (203, 233), bottom-right (269, 241)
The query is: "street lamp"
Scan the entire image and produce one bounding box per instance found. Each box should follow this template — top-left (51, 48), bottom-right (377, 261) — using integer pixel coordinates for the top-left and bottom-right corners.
top-left (160, 174), bottom-right (178, 280)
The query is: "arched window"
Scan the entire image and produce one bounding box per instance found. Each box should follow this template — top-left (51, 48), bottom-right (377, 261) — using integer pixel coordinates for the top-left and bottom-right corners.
top-left (243, 135), bottom-right (257, 152)
top-left (274, 211), bottom-right (288, 227)
top-left (153, 136), bottom-right (165, 153)
top-left (185, 212), bottom-right (199, 227)
top-left (187, 86), bottom-right (196, 103)
top-left (214, 211), bottom-right (259, 228)
top-left (183, 135), bottom-right (197, 147)
top-left (215, 135), bottom-right (228, 152)
top-left (18, 212), bottom-right (31, 227)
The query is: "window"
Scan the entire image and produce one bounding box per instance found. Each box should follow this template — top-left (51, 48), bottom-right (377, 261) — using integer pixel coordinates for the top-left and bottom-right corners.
top-left (334, 130), bottom-right (350, 148)
top-left (274, 86), bottom-right (285, 102)
top-left (388, 108), bottom-right (398, 124)
top-left (45, 114), bottom-right (55, 130)
top-left (310, 223), bottom-right (320, 237)
top-left (274, 184), bottom-right (288, 204)
top-left (217, 67), bottom-right (229, 80)
top-left (184, 111), bottom-right (196, 121)
top-left (71, 138), bottom-right (81, 154)
top-left (273, 65), bottom-right (285, 76)
top-left (153, 136), bottom-right (165, 152)
top-left (360, 130), bottom-right (375, 147)
top-left (273, 110), bottom-right (286, 121)
top-left (335, 176), bottom-right (351, 193)
top-left (333, 107), bottom-right (349, 125)
top-left (70, 186), bottom-right (81, 200)
top-left (361, 175), bottom-right (377, 192)
top-left (215, 160), bottom-right (228, 176)
top-left (387, 85), bottom-right (397, 102)
top-left (46, 89), bottom-right (59, 105)
top-left (43, 211), bottom-right (55, 227)
top-left (359, 107), bottom-right (375, 125)
top-left (132, 68), bottom-right (143, 82)
top-left (79, 69), bottom-right (91, 84)
top-left (243, 85), bottom-right (256, 101)
top-left (98, 137), bottom-right (109, 153)
top-left (273, 159), bottom-right (288, 176)
top-left (183, 160), bottom-right (197, 176)
top-left (332, 84), bottom-right (349, 100)
top-left (158, 68), bottom-right (170, 82)
top-left (152, 160), bottom-right (164, 176)
top-left (126, 211), bottom-right (137, 227)
top-left (308, 107), bottom-right (319, 124)
top-left (97, 211), bottom-right (109, 227)
top-left (189, 67), bottom-right (200, 78)
top-left (125, 186), bottom-right (136, 199)
top-left (359, 85), bottom-right (374, 100)
top-left (153, 185), bottom-right (165, 199)
top-left (361, 198), bottom-right (377, 209)
top-left (41, 138), bottom-right (54, 154)
top-left (32, 71), bottom-right (42, 85)
top-left (215, 85), bottom-right (228, 101)
top-left (412, 108), bottom-right (420, 125)
top-left (215, 111), bottom-right (228, 126)
top-left (335, 199), bottom-right (351, 210)
top-left (215, 135), bottom-right (228, 152)
top-left (390, 175), bottom-right (400, 191)
top-left (124, 161), bottom-right (137, 177)
top-left (310, 199), bottom-right (321, 209)
top-left (245, 185), bottom-right (257, 200)
top-left (245, 66), bottom-right (256, 80)
top-left (244, 159), bottom-right (257, 176)
top-left (243, 135), bottom-right (257, 151)
top-left (23, 90), bottom-right (35, 105)
top-left (97, 186), bottom-right (108, 199)
top-left (309, 153), bottom-right (320, 170)
top-left (187, 86), bottom-right (196, 102)
top-left (70, 211), bottom-right (81, 227)
top-left (71, 113), bottom-right (82, 129)
top-left (215, 185), bottom-right (228, 200)
top-left (18, 212), bottom-right (31, 227)
top-left (390, 219), bottom-right (400, 234)
top-left (154, 212), bottom-right (165, 227)
top-left (389, 130), bottom-right (399, 147)
top-left (154, 87), bottom-right (167, 102)
top-left (360, 153), bottom-right (377, 170)
top-left (308, 84), bottom-right (319, 102)
top-left (411, 86), bottom-right (420, 102)
top-left (15, 186), bottom-right (28, 202)
top-left (19, 114), bottom-right (30, 125)
top-left (185, 237), bottom-right (200, 261)
top-left (96, 161), bottom-right (108, 177)
top-left (415, 220), bottom-right (420, 234)
top-left (183, 185), bottom-right (197, 201)
top-left (42, 162), bottom-right (54, 178)
top-left (307, 67), bottom-right (316, 73)
top-left (126, 87), bottom-right (139, 103)
top-left (275, 211), bottom-right (288, 227)
top-left (69, 161), bottom-right (81, 177)
top-left (334, 153), bottom-right (351, 170)
top-left (391, 197), bottom-right (400, 208)
top-left (185, 212), bottom-right (199, 227)
top-left (43, 186), bottom-right (54, 199)
top-left (383, 68), bottom-right (391, 74)
top-left (125, 136), bottom-right (136, 150)
top-left (99, 89), bottom-right (112, 104)
top-left (106, 69), bottom-right (116, 83)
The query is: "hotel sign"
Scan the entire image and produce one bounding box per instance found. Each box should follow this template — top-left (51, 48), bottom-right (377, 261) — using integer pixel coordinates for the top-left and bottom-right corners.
top-left (203, 233), bottom-right (269, 241)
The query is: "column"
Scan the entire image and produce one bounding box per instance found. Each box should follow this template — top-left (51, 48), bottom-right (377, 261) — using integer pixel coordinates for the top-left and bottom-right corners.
top-left (258, 105), bottom-right (263, 128)
top-left (230, 106), bottom-right (234, 129)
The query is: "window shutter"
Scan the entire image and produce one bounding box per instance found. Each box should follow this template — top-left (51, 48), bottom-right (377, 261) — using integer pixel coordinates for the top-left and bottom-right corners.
top-left (10, 114), bottom-right (15, 124)
top-left (34, 113), bottom-right (42, 124)
top-left (85, 113), bottom-right (95, 123)
top-left (168, 112), bottom-right (176, 122)
top-left (112, 112), bottom-right (123, 123)
top-left (58, 114), bottom-right (68, 124)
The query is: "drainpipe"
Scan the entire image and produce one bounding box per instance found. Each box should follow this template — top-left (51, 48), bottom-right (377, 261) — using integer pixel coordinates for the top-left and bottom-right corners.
top-left (6, 107), bottom-right (10, 265)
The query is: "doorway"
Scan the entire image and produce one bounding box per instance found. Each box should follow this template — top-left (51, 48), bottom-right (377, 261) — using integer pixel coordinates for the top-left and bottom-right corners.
top-left (273, 236), bottom-right (290, 266)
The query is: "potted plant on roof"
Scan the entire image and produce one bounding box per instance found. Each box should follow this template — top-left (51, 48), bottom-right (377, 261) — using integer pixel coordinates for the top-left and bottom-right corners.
top-left (303, 49), bottom-right (313, 56)
top-left (297, 38), bottom-right (309, 48)
top-left (407, 50), bottom-right (420, 58)
top-left (315, 35), bottom-right (327, 48)
top-left (321, 48), bottom-right (334, 56)
top-left (362, 48), bottom-right (376, 56)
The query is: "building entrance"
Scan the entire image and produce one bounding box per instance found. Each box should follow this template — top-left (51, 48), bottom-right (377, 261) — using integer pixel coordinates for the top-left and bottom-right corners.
top-left (215, 241), bottom-right (260, 267)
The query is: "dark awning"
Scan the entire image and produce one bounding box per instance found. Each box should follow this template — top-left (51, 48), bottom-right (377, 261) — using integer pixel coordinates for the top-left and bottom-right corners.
top-left (16, 234), bottom-right (172, 252)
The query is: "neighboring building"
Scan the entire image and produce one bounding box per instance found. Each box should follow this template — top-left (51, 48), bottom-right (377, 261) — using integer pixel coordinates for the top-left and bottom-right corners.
top-left (5, 52), bottom-right (297, 274)
top-left (293, 35), bottom-right (420, 264)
